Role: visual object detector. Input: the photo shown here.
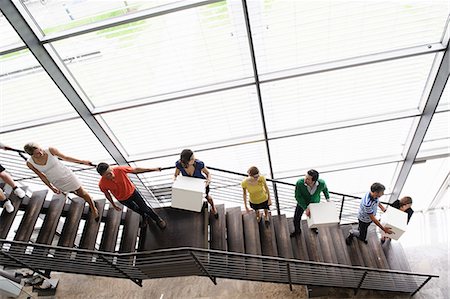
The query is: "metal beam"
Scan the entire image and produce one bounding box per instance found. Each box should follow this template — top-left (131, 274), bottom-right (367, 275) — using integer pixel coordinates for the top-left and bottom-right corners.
top-left (240, 0), bottom-right (281, 215)
top-left (0, 0), bottom-right (160, 207)
top-left (389, 47), bottom-right (450, 203)
top-left (427, 171), bottom-right (450, 211)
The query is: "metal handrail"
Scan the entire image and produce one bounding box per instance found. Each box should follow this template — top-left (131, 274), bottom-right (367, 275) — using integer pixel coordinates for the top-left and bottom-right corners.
top-left (1, 148), bottom-right (362, 223)
top-left (0, 239), bottom-right (438, 295)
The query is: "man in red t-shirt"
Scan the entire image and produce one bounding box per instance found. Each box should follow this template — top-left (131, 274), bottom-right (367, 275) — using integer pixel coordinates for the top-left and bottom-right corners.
top-left (97, 162), bottom-right (166, 229)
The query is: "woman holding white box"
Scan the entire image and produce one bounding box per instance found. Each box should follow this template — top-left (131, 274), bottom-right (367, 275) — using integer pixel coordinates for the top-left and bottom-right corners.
top-left (174, 149), bottom-right (218, 218)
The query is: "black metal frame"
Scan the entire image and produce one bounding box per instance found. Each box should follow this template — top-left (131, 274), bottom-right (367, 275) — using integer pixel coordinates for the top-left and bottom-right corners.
top-left (0, 240), bottom-right (438, 295)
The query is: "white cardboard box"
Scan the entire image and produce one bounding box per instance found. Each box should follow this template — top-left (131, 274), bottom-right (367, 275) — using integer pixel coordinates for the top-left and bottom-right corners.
top-left (380, 206), bottom-right (408, 240)
top-left (171, 176), bottom-right (205, 212)
top-left (307, 202), bottom-right (340, 228)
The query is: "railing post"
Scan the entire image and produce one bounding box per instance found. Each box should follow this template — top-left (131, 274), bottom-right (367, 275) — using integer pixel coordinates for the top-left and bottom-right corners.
top-left (339, 195), bottom-right (345, 222)
top-left (286, 262), bottom-right (293, 291)
top-left (99, 255), bottom-right (142, 287)
top-left (273, 182), bottom-right (281, 215)
top-left (354, 271), bottom-right (368, 295)
top-left (410, 276), bottom-right (433, 297)
top-left (190, 251), bottom-right (217, 285)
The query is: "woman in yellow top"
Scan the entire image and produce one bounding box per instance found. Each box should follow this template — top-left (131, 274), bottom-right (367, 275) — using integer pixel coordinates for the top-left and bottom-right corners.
top-left (242, 166), bottom-right (272, 224)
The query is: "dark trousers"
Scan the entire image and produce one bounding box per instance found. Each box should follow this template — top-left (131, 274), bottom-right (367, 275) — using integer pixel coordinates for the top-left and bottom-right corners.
top-left (121, 190), bottom-right (160, 222)
top-left (293, 205), bottom-right (305, 233)
top-left (351, 220), bottom-right (372, 241)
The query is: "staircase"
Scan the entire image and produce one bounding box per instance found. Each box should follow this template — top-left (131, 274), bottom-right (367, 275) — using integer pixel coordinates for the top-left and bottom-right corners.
top-left (0, 187), bottom-right (437, 296)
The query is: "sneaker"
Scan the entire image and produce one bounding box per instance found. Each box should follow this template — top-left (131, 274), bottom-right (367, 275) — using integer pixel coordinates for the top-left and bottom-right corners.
top-left (345, 233), bottom-right (354, 245)
top-left (13, 187), bottom-right (26, 199)
top-left (3, 200), bottom-right (14, 213)
top-left (312, 228), bottom-right (319, 234)
top-left (157, 219), bottom-right (167, 230)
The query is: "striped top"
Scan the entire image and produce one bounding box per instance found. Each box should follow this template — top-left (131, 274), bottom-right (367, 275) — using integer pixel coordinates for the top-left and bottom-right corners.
top-left (358, 192), bottom-right (379, 223)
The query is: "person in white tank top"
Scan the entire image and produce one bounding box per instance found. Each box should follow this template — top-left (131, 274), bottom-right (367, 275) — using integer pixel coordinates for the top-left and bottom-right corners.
top-left (24, 142), bottom-right (99, 221)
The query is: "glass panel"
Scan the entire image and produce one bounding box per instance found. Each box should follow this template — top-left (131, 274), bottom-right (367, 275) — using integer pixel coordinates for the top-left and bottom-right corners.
top-left (21, 0), bottom-right (184, 35)
top-left (418, 111), bottom-right (449, 158)
top-left (0, 50), bottom-right (77, 128)
top-left (262, 54), bottom-right (434, 138)
top-left (436, 80), bottom-right (449, 112)
top-left (249, 0), bottom-right (450, 73)
top-left (0, 119), bottom-right (113, 162)
top-left (401, 157), bottom-right (449, 211)
top-left (0, 11), bottom-right (24, 51)
top-left (99, 86), bottom-right (264, 158)
top-left (51, 1), bottom-right (252, 107)
top-left (269, 117), bottom-right (416, 178)
top-left (280, 163), bottom-right (399, 198)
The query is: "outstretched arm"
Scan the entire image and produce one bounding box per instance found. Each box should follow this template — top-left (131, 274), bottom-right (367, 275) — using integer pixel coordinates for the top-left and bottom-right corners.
top-left (49, 147), bottom-right (92, 165)
top-left (132, 167), bottom-right (161, 174)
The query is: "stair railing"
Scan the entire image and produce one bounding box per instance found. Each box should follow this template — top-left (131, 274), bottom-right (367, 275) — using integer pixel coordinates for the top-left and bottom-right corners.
top-left (0, 239), bottom-right (438, 295)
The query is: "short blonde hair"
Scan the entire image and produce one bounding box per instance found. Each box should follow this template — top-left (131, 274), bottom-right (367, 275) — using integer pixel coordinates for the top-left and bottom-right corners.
top-left (24, 142), bottom-right (39, 155)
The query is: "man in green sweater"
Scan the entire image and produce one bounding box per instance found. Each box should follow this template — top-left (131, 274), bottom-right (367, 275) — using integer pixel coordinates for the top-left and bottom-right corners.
top-left (290, 169), bottom-right (330, 237)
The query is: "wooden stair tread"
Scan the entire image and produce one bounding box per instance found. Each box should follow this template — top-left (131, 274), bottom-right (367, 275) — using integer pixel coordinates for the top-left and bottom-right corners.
top-left (14, 190), bottom-right (47, 242)
top-left (57, 197), bottom-right (85, 247)
top-left (79, 199), bottom-right (106, 250)
top-left (226, 207), bottom-right (244, 253)
top-left (139, 206), bottom-right (207, 251)
top-left (209, 204), bottom-right (226, 250)
top-left (36, 194), bottom-right (66, 245)
top-left (99, 203), bottom-right (123, 252)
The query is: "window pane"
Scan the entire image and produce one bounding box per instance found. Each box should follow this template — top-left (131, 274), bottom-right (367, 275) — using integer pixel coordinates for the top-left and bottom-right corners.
top-left (0, 50), bottom-right (77, 128)
top-left (0, 12), bottom-right (24, 51)
top-left (51, 1), bottom-right (252, 107)
top-left (0, 119), bottom-right (113, 162)
top-left (281, 162), bottom-right (399, 196)
top-left (269, 117), bottom-right (416, 178)
top-left (401, 157), bottom-right (449, 211)
top-left (249, 0), bottom-right (449, 73)
top-left (418, 111), bottom-right (450, 158)
top-left (99, 87), bottom-right (264, 158)
top-left (21, 0), bottom-right (184, 35)
top-left (262, 54), bottom-right (434, 138)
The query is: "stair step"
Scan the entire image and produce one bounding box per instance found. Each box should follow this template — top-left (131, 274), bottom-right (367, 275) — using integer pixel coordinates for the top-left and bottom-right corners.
top-left (226, 207), bottom-right (245, 253)
top-left (0, 189), bottom-right (26, 239)
top-left (301, 220), bottom-right (324, 262)
top-left (139, 206), bottom-right (208, 251)
top-left (288, 217), bottom-right (309, 260)
top-left (242, 211), bottom-right (261, 255)
top-left (259, 214), bottom-right (278, 257)
top-left (80, 199), bottom-right (106, 250)
top-left (99, 203), bottom-right (122, 252)
top-left (209, 204), bottom-right (226, 250)
top-left (36, 194), bottom-right (66, 245)
top-left (119, 208), bottom-right (141, 253)
top-left (272, 215), bottom-right (293, 259)
top-left (14, 190), bottom-right (47, 242)
top-left (57, 197), bottom-right (85, 248)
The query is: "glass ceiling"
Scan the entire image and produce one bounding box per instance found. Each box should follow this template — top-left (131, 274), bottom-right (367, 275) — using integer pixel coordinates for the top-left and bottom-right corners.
top-left (1, 0), bottom-right (449, 213)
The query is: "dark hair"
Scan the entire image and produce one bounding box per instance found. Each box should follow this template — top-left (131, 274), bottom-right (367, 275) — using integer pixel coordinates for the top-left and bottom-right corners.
top-left (180, 149), bottom-right (194, 168)
top-left (370, 182), bottom-right (385, 193)
top-left (96, 162), bottom-right (110, 175)
top-left (307, 169), bottom-right (319, 182)
top-left (399, 196), bottom-right (413, 207)
top-left (247, 166), bottom-right (259, 176)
